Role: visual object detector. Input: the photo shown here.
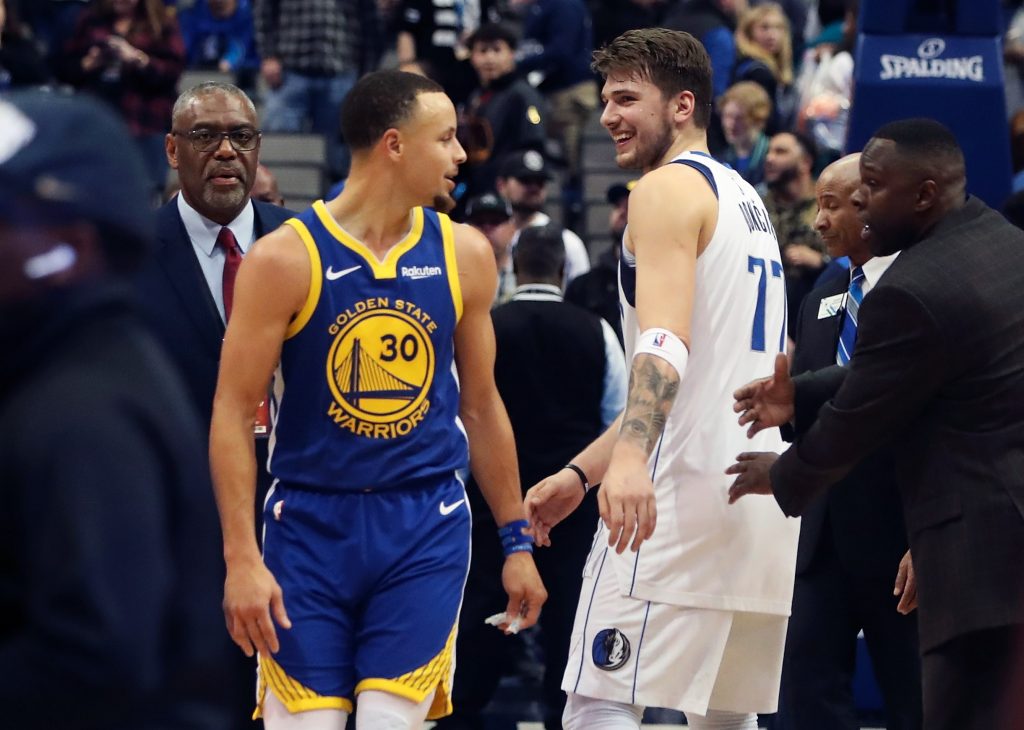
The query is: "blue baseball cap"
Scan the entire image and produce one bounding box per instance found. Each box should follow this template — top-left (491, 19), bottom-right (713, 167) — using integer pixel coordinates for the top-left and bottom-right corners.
top-left (0, 90), bottom-right (154, 248)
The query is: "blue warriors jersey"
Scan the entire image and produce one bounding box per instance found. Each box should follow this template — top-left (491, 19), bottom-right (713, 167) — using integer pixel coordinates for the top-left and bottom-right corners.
top-left (269, 201), bottom-right (468, 490)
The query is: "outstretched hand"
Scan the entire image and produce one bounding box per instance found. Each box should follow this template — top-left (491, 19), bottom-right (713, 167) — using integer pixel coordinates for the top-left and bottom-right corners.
top-left (725, 451), bottom-right (779, 504)
top-left (733, 353), bottom-right (795, 437)
top-left (524, 468), bottom-right (586, 547)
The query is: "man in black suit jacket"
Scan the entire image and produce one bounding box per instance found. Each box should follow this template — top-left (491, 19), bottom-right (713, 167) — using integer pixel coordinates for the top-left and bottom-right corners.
top-left (730, 119), bottom-right (1024, 730)
top-left (731, 154), bottom-right (921, 729)
top-left (138, 82), bottom-right (292, 448)
top-left (134, 81), bottom-right (293, 729)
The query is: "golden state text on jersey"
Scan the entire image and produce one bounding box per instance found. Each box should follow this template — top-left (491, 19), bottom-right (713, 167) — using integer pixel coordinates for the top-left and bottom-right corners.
top-left (269, 201), bottom-right (468, 490)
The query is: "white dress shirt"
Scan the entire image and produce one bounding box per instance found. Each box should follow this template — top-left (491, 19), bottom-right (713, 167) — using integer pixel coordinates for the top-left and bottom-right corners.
top-left (176, 193), bottom-right (256, 323)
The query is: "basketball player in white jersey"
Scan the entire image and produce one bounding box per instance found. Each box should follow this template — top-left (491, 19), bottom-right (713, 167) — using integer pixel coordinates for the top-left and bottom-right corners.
top-left (525, 29), bottom-right (800, 730)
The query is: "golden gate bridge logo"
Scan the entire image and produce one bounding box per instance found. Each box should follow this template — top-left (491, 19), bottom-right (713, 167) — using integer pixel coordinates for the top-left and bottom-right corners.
top-left (334, 337), bottom-right (419, 410)
top-left (325, 308), bottom-right (434, 434)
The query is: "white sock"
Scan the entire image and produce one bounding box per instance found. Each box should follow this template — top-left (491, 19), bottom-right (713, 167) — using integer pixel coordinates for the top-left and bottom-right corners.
top-left (354, 689), bottom-right (435, 730)
top-left (562, 692), bottom-right (644, 730)
top-left (684, 708), bottom-right (759, 730)
top-left (262, 689), bottom-right (349, 730)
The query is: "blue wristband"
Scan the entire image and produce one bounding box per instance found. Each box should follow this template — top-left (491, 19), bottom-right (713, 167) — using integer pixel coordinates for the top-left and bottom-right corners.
top-left (504, 543), bottom-right (534, 555)
top-left (498, 519), bottom-right (534, 556)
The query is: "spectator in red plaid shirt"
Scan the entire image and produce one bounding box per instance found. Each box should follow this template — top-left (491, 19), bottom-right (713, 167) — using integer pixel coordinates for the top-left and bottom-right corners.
top-left (59, 0), bottom-right (185, 197)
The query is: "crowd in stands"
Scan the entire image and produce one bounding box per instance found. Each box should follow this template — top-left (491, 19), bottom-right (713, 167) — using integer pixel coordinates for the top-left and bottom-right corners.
top-left (7, 1), bottom-right (1024, 727)
top-left (0, 0), bottom-right (931, 331)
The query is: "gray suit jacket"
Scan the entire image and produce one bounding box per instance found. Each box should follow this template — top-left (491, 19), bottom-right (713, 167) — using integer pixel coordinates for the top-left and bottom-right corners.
top-left (771, 196), bottom-right (1024, 652)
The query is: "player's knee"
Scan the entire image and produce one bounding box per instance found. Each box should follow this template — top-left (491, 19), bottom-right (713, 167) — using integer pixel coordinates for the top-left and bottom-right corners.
top-left (684, 708), bottom-right (758, 730)
top-left (354, 689), bottom-right (434, 730)
top-left (263, 690), bottom-right (350, 730)
top-left (562, 692), bottom-right (644, 730)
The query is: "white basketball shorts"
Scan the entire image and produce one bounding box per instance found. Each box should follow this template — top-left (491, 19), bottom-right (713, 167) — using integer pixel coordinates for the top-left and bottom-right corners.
top-left (562, 543), bottom-right (789, 716)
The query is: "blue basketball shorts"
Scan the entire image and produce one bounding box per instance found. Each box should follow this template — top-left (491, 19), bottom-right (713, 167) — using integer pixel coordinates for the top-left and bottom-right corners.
top-left (255, 475), bottom-right (471, 719)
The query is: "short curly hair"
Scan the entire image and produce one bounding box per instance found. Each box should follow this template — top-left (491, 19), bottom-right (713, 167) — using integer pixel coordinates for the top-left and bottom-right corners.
top-left (718, 81), bottom-right (773, 128)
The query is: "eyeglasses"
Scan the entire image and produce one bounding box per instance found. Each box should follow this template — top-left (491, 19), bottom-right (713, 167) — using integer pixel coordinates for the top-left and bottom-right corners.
top-left (173, 128), bottom-right (262, 153)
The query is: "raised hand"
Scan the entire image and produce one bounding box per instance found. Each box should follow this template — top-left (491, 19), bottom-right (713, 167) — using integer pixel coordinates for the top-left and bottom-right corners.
top-left (733, 352), bottom-right (795, 437)
top-left (524, 468), bottom-right (586, 547)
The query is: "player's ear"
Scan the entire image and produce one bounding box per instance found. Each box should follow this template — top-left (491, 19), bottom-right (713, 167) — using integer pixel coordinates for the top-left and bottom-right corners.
top-left (165, 132), bottom-right (179, 169)
top-left (382, 128), bottom-right (403, 159)
top-left (674, 90), bottom-right (696, 124)
top-left (915, 179), bottom-right (939, 213)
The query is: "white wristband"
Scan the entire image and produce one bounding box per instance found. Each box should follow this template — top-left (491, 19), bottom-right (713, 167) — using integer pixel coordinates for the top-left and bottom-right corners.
top-left (633, 327), bottom-right (689, 381)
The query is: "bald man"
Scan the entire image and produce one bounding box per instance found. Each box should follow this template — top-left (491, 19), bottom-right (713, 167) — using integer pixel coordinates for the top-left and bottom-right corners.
top-left (726, 154), bottom-right (922, 729)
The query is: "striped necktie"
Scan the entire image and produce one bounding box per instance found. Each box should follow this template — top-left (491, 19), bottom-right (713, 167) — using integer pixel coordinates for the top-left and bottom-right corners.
top-left (836, 266), bottom-right (865, 366)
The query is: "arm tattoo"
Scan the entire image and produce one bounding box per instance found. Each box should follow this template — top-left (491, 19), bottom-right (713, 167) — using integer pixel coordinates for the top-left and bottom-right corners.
top-left (619, 354), bottom-right (681, 455)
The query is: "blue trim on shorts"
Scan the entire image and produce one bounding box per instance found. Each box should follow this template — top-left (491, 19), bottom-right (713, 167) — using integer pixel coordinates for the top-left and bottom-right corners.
top-left (574, 547), bottom-right (608, 692)
top-left (631, 601), bottom-right (652, 705)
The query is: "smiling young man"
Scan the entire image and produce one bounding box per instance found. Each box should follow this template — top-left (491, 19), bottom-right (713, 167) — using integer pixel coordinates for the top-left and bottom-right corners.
top-left (208, 70), bottom-right (546, 730)
top-left (524, 28), bottom-right (799, 730)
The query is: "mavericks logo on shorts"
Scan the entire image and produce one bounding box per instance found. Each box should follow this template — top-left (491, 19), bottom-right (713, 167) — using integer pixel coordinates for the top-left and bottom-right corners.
top-left (325, 296), bottom-right (437, 439)
top-left (592, 628), bottom-right (631, 671)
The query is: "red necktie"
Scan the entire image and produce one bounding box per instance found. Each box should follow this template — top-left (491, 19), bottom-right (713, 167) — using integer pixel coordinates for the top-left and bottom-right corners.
top-left (217, 226), bottom-right (243, 321)
top-left (217, 226), bottom-right (269, 433)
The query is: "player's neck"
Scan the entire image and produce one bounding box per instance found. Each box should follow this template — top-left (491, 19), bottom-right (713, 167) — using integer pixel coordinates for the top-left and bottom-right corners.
top-left (650, 127), bottom-right (709, 173)
top-left (326, 172), bottom-right (421, 257)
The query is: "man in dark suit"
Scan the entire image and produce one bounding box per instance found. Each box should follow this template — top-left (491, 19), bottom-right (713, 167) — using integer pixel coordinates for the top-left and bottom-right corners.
top-left (729, 154), bottom-right (921, 729)
top-left (729, 119), bottom-right (1024, 730)
top-left (134, 80), bottom-right (292, 729)
top-left (137, 81), bottom-right (292, 479)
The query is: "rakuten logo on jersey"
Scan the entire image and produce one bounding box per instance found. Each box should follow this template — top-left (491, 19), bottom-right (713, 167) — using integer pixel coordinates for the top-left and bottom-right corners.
top-left (879, 38), bottom-right (984, 82)
top-left (402, 265), bottom-right (443, 280)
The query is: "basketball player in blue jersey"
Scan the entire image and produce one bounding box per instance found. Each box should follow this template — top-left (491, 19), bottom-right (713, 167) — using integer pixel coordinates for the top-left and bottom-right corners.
top-left (524, 29), bottom-right (798, 730)
top-left (208, 70), bottom-right (547, 730)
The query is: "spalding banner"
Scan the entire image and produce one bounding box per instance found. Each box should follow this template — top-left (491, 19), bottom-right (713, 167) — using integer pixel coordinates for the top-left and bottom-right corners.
top-left (878, 37), bottom-right (984, 82)
top-left (848, 32), bottom-right (1010, 207)
top-left (872, 35), bottom-right (990, 84)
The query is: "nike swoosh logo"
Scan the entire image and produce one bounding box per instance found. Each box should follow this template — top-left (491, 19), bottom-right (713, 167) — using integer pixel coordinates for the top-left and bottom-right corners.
top-left (325, 265), bottom-right (361, 281)
top-left (439, 499), bottom-right (465, 516)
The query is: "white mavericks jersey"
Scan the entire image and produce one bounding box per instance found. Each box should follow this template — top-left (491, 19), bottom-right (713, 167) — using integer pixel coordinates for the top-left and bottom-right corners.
top-left (614, 151), bottom-right (800, 616)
